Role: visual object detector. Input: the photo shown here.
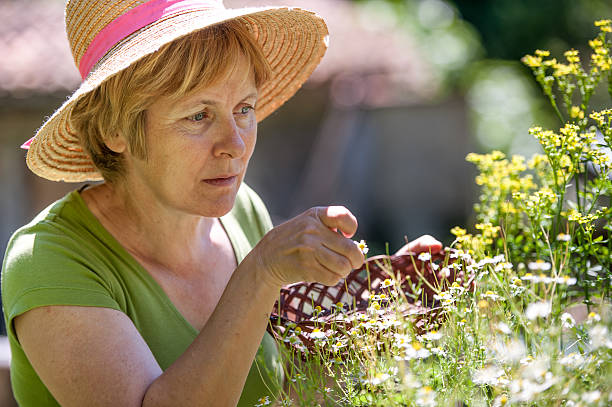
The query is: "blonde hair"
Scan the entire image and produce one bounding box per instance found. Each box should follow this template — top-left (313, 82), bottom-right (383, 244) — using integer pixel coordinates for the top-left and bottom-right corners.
top-left (70, 20), bottom-right (271, 183)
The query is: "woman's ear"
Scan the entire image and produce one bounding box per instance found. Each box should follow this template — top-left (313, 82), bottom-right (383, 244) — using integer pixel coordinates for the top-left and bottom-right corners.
top-left (104, 132), bottom-right (127, 154)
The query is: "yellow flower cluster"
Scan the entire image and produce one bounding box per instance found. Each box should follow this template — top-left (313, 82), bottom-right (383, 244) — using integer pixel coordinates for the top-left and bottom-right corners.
top-left (524, 20), bottom-right (611, 80)
top-left (590, 109), bottom-right (612, 127)
top-left (570, 106), bottom-right (584, 119)
top-left (521, 50), bottom-right (549, 68)
top-left (595, 19), bottom-right (611, 32)
top-left (475, 222), bottom-right (501, 240)
top-left (551, 50), bottom-right (583, 77)
top-left (514, 187), bottom-right (557, 219)
top-left (589, 38), bottom-right (611, 72)
top-left (529, 125), bottom-right (595, 172)
top-left (566, 208), bottom-right (607, 232)
top-left (450, 226), bottom-right (467, 237)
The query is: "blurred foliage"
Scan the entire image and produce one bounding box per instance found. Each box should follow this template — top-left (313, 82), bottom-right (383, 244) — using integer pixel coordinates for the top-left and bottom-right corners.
top-left (353, 0), bottom-right (612, 61)
top-left (352, 0), bottom-right (612, 155)
top-left (351, 0), bottom-right (483, 92)
top-left (452, 0), bottom-right (612, 61)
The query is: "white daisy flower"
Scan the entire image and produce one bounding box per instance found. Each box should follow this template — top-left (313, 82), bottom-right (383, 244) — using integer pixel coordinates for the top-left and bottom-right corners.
top-left (309, 328), bottom-right (326, 340)
top-left (560, 312), bottom-right (576, 329)
top-left (528, 260), bottom-right (552, 271)
top-left (556, 233), bottom-right (571, 242)
top-left (354, 239), bottom-right (369, 255)
top-left (525, 301), bottom-right (552, 320)
top-left (418, 252), bottom-right (432, 262)
top-left (473, 365), bottom-right (505, 386)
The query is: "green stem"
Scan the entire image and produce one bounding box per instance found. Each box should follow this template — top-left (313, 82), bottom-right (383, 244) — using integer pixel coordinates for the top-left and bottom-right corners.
top-left (575, 172), bottom-right (582, 213)
top-left (548, 94), bottom-right (565, 124)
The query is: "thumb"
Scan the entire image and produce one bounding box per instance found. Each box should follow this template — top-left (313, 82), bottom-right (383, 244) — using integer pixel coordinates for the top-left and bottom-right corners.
top-left (396, 235), bottom-right (443, 255)
top-left (315, 206), bottom-right (358, 238)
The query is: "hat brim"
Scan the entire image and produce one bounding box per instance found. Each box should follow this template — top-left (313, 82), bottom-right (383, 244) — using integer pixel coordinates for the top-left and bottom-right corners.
top-left (26, 6), bottom-right (328, 182)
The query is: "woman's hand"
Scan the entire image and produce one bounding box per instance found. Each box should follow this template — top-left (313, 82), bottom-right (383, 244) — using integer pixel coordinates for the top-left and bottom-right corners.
top-left (394, 234), bottom-right (443, 256)
top-left (252, 206), bottom-right (365, 288)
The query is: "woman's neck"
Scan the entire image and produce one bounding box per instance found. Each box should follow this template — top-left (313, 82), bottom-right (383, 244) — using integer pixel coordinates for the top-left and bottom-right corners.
top-left (81, 182), bottom-right (217, 274)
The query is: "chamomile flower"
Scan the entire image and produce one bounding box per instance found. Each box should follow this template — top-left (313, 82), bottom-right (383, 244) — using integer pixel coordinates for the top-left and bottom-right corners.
top-left (401, 341), bottom-right (431, 360)
top-left (528, 260), bottom-right (552, 271)
top-left (481, 290), bottom-right (502, 301)
top-left (521, 273), bottom-right (552, 284)
top-left (556, 233), bottom-right (571, 242)
top-left (492, 394), bottom-right (509, 407)
top-left (495, 322), bottom-right (512, 335)
top-left (560, 312), bottom-right (576, 328)
top-left (559, 352), bottom-right (585, 368)
top-left (415, 386), bottom-right (436, 407)
top-left (430, 346), bottom-right (447, 357)
top-left (589, 325), bottom-right (612, 349)
top-left (332, 301), bottom-right (345, 312)
top-left (365, 372), bottom-right (390, 386)
top-left (449, 282), bottom-right (466, 295)
top-left (581, 390), bottom-right (602, 403)
top-left (520, 355), bottom-right (534, 366)
top-left (255, 396), bottom-right (272, 406)
top-left (354, 239), bottom-right (369, 255)
top-left (309, 328), bottom-right (326, 340)
top-left (420, 330), bottom-right (443, 341)
top-left (381, 278), bottom-right (394, 288)
top-left (587, 312), bottom-right (601, 323)
top-left (509, 373), bottom-right (556, 403)
top-left (494, 262), bottom-right (513, 272)
top-left (418, 252), bottom-right (432, 262)
top-left (525, 301), bottom-right (552, 320)
top-left (332, 340), bottom-right (346, 353)
top-left (472, 365), bottom-right (506, 386)
top-left (491, 338), bottom-right (527, 363)
top-left (555, 275), bottom-right (577, 285)
top-left (433, 291), bottom-right (454, 305)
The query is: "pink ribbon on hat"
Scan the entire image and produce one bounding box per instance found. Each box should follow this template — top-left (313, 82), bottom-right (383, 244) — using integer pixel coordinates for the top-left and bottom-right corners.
top-left (79, 0), bottom-right (220, 80)
top-left (22, 0), bottom-right (220, 150)
top-left (21, 138), bottom-right (33, 150)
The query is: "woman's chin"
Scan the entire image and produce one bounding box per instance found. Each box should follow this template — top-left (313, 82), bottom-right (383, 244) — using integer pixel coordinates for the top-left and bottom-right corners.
top-left (194, 196), bottom-right (237, 219)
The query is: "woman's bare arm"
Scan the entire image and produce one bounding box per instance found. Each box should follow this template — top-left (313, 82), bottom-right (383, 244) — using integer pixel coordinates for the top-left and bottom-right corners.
top-left (14, 207), bottom-right (364, 407)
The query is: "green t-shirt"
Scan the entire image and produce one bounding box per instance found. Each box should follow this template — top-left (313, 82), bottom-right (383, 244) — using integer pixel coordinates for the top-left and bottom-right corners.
top-left (1, 183), bottom-right (283, 406)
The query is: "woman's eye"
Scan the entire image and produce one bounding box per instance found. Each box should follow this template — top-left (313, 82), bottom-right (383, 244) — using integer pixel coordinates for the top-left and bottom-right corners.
top-left (238, 106), bottom-right (254, 115)
top-left (188, 111), bottom-right (207, 122)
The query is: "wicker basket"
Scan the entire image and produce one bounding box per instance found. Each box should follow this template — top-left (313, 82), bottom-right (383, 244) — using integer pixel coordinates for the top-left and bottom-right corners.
top-left (267, 249), bottom-right (468, 354)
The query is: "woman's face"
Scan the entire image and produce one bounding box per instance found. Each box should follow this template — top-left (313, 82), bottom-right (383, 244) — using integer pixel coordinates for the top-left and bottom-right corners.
top-left (121, 56), bottom-right (258, 218)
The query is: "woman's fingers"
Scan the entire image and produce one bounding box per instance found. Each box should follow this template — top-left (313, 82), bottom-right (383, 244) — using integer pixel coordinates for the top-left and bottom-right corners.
top-left (313, 223), bottom-right (362, 268)
top-left (254, 206), bottom-right (364, 287)
top-left (314, 206), bottom-right (358, 238)
top-left (314, 243), bottom-right (354, 276)
top-left (395, 234), bottom-right (443, 256)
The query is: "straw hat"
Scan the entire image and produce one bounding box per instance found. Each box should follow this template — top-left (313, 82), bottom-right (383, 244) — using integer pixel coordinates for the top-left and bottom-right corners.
top-left (23, 0), bottom-right (328, 182)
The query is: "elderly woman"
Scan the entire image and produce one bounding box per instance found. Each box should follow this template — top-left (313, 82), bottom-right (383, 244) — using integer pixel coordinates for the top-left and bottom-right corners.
top-left (2, 1), bottom-right (441, 406)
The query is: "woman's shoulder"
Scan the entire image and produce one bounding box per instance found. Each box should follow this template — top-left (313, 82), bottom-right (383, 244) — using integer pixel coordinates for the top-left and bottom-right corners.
top-left (1, 187), bottom-right (118, 299)
top-left (3, 189), bottom-right (92, 259)
top-left (2, 188), bottom-right (122, 330)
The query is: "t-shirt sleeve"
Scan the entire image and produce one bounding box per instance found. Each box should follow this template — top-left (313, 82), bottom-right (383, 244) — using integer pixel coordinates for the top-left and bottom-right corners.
top-left (2, 223), bottom-right (121, 341)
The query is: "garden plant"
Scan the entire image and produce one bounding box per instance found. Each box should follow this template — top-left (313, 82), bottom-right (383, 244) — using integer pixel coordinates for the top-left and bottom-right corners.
top-left (260, 19), bottom-right (612, 407)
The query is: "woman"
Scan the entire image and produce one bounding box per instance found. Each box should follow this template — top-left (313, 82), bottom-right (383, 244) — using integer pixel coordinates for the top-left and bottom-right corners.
top-left (2, 1), bottom-right (441, 406)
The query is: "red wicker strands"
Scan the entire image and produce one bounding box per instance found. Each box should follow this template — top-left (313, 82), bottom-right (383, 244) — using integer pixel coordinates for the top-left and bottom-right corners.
top-left (267, 249), bottom-right (471, 356)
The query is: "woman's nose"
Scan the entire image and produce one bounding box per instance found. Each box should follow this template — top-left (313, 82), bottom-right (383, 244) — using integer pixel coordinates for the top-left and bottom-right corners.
top-left (214, 117), bottom-right (246, 158)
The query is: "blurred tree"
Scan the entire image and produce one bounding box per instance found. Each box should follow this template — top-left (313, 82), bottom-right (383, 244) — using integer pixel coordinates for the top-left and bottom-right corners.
top-left (353, 0), bottom-right (612, 61)
top-left (452, 0), bottom-right (612, 60)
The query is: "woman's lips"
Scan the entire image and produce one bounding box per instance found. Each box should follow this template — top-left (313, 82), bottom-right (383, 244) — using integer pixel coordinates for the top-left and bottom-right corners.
top-left (203, 175), bottom-right (237, 187)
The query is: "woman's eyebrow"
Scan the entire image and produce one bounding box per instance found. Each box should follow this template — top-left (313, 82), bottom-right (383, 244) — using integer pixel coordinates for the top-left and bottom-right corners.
top-left (197, 92), bottom-right (258, 106)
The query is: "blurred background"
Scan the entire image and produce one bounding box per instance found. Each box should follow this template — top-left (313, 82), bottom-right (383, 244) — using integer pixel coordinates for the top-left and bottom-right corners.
top-left (0, 0), bottom-right (611, 404)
